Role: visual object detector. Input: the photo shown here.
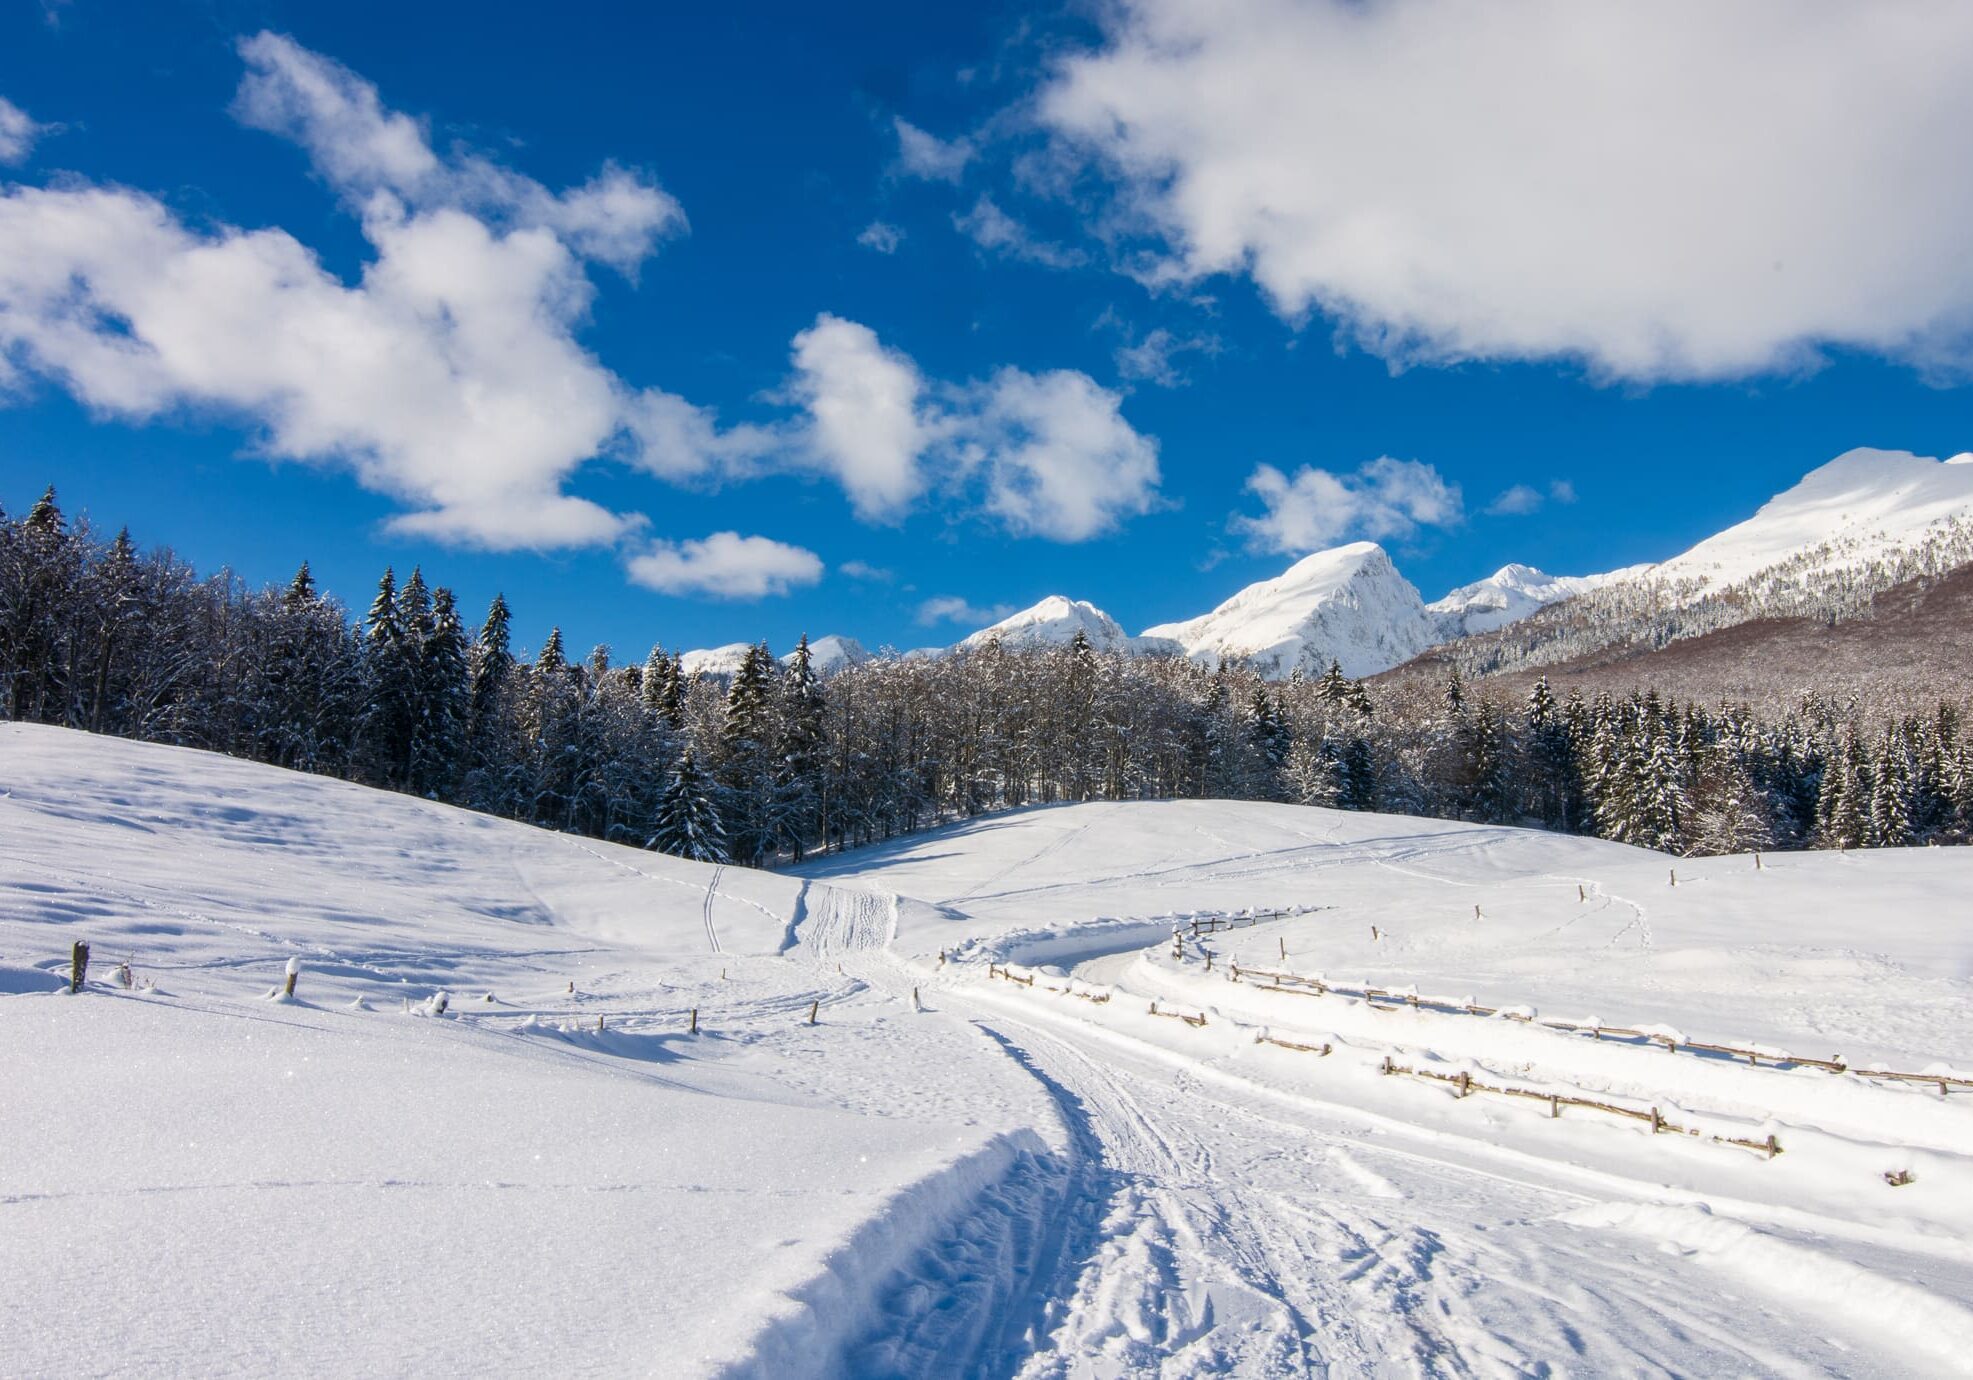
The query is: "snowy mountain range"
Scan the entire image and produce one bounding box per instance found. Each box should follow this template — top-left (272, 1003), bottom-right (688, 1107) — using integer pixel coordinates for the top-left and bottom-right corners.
top-left (682, 448), bottom-right (1973, 682)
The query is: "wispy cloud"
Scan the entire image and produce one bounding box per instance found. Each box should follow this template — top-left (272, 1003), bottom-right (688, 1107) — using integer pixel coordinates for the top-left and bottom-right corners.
top-left (953, 196), bottom-right (1084, 269)
top-left (917, 595), bottom-right (1017, 627)
top-left (892, 117), bottom-right (973, 182)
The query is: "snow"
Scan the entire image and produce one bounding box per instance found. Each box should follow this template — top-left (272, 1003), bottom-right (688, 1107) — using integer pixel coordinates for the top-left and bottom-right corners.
top-left (1141, 541), bottom-right (1440, 678)
top-left (8, 724), bottom-right (1973, 1376)
top-left (680, 635), bottom-right (867, 679)
top-left (1615, 446), bottom-right (1973, 597)
top-left (955, 595), bottom-right (1178, 657)
top-left (1428, 561), bottom-right (1651, 636)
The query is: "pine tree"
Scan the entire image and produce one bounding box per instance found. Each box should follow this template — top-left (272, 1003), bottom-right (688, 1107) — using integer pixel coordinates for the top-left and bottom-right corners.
top-left (650, 751), bottom-right (729, 863)
top-left (777, 635), bottom-right (827, 860)
top-left (718, 643), bottom-right (779, 865)
top-left (409, 587), bottom-right (469, 797)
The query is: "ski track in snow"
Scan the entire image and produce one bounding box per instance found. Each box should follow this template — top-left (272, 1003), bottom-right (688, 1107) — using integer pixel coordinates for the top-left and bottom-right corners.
top-left (8, 730), bottom-right (1972, 1378)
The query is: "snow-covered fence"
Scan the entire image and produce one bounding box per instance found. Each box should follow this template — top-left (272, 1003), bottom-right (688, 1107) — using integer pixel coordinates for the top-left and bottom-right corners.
top-left (1147, 999), bottom-right (1206, 1028)
top-left (1378, 1056), bottom-right (1783, 1158)
top-left (69, 940), bottom-right (89, 994)
top-left (1227, 961), bottom-right (1973, 1095)
top-left (1187, 908), bottom-right (1296, 938)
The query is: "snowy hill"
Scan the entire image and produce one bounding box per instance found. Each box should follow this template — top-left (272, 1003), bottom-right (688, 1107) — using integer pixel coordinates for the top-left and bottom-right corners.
top-left (8, 725), bottom-right (1973, 1375)
top-left (681, 634), bottom-right (867, 679)
top-left (954, 594), bottom-right (1178, 656)
top-left (1406, 448), bottom-right (1973, 687)
top-left (1428, 562), bottom-right (1650, 637)
top-left (1636, 446), bottom-right (1973, 595)
top-left (1143, 541), bottom-right (1440, 678)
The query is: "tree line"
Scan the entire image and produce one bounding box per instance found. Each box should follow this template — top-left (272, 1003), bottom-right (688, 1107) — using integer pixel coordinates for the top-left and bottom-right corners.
top-left (4, 488), bottom-right (1970, 865)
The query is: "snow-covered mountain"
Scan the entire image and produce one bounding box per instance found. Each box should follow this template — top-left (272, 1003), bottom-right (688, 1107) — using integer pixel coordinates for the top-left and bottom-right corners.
top-left (688, 451), bottom-right (1973, 686)
top-left (1628, 447), bottom-right (1973, 596)
top-left (954, 595), bottom-right (1180, 656)
top-left (1428, 563), bottom-right (1651, 638)
top-left (1141, 542), bottom-right (1440, 679)
top-left (681, 635), bottom-right (867, 679)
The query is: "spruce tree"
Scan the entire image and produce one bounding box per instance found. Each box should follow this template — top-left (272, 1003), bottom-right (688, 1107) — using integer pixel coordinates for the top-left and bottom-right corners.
top-left (650, 751), bottom-right (730, 863)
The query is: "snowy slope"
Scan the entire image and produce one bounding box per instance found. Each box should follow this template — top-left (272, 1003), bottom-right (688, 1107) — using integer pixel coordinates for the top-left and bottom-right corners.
top-left (1142, 541), bottom-right (1439, 678)
top-left (1603, 447), bottom-right (1973, 600)
top-left (14, 725), bottom-right (1973, 1377)
top-left (1429, 561), bottom-right (1651, 636)
top-left (955, 594), bottom-right (1179, 656)
top-left (795, 803), bottom-right (1973, 1378)
top-left (0, 725), bottom-right (1045, 1378)
top-left (681, 634), bottom-right (867, 679)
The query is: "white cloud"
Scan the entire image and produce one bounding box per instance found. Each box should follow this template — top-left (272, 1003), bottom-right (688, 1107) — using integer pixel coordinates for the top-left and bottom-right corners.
top-left (787, 313), bottom-right (928, 522)
top-left (1485, 484), bottom-right (1545, 517)
top-left (953, 196), bottom-right (1084, 269)
top-left (1042, 0), bottom-right (1973, 381)
top-left (0, 98), bottom-right (47, 166)
top-left (234, 33), bottom-right (681, 274)
top-left (0, 33), bottom-right (694, 551)
top-left (947, 367), bottom-right (1161, 541)
top-left (916, 595), bottom-right (1016, 627)
top-left (0, 37), bottom-right (1162, 557)
top-left (857, 220), bottom-right (903, 254)
top-left (840, 559), bottom-right (893, 582)
top-left (625, 531), bottom-right (824, 599)
top-left (1486, 477), bottom-right (1578, 516)
top-left (1234, 457), bottom-right (1461, 554)
top-left (893, 118), bottom-right (973, 182)
top-left (1114, 325), bottom-right (1217, 388)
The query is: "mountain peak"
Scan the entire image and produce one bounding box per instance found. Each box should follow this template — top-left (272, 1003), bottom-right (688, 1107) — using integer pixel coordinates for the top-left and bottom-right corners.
top-left (1142, 541), bottom-right (1433, 678)
top-left (957, 595), bottom-right (1137, 653)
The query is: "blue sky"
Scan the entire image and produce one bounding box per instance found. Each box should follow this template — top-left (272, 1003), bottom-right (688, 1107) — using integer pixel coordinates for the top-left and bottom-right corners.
top-left (2, 0), bottom-right (1971, 658)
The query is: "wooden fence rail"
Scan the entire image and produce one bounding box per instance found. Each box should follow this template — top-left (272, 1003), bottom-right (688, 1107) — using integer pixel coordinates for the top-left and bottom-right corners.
top-left (1223, 961), bottom-right (1970, 1094)
top-left (1379, 1056), bottom-right (1782, 1159)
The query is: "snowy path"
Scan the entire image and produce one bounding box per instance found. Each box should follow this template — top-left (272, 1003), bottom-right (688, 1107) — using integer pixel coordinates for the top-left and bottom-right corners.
top-left (8, 732), bottom-right (1971, 1377)
top-left (808, 942), bottom-right (1900, 1378)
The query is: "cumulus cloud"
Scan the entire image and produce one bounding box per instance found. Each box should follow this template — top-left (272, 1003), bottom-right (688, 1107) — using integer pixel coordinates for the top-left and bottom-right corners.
top-left (893, 118), bottom-right (973, 182)
top-left (234, 33), bottom-right (681, 274)
top-left (0, 98), bottom-right (47, 166)
top-left (856, 220), bottom-right (903, 253)
top-left (916, 595), bottom-right (1016, 627)
top-left (947, 367), bottom-right (1162, 541)
top-left (1041, 0), bottom-right (1973, 381)
top-left (0, 36), bottom-right (1163, 561)
top-left (0, 33), bottom-right (688, 550)
top-left (953, 196), bottom-right (1084, 269)
top-left (625, 531), bottom-right (825, 599)
top-left (1234, 456), bottom-right (1461, 554)
top-left (840, 559), bottom-right (893, 582)
top-left (668, 312), bottom-right (1163, 542)
top-left (787, 314), bottom-right (929, 522)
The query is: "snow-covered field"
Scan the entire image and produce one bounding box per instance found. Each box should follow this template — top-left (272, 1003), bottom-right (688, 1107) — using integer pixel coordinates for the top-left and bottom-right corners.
top-left (6, 724), bottom-right (1972, 1376)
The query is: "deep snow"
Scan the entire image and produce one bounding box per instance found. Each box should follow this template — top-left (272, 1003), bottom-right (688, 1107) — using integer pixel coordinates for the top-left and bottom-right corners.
top-left (6, 724), bottom-right (1973, 1377)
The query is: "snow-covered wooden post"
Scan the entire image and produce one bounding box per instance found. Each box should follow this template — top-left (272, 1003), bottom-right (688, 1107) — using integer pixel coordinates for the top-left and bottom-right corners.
top-left (282, 956), bottom-right (301, 1000)
top-left (69, 940), bottom-right (89, 994)
top-left (689, 1007), bottom-right (698, 1034)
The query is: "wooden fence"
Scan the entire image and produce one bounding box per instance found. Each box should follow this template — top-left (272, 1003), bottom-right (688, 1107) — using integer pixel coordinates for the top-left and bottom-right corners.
top-left (1223, 962), bottom-right (1971, 1095)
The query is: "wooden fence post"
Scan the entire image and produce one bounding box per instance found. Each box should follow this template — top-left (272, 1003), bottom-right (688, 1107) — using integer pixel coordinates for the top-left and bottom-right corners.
top-left (69, 940), bottom-right (90, 994)
top-left (282, 957), bottom-right (300, 999)
top-left (808, 999), bottom-right (819, 1025)
top-left (689, 1007), bottom-right (698, 1034)
top-left (1278, 936), bottom-right (1286, 962)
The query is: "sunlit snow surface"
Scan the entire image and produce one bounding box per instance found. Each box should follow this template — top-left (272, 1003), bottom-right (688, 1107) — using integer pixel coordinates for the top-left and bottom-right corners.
top-left (6, 724), bottom-right (1973, 1377)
